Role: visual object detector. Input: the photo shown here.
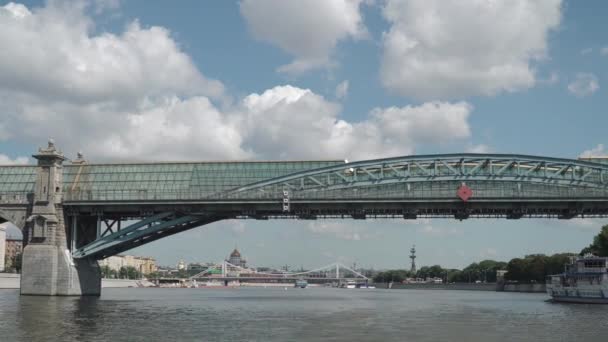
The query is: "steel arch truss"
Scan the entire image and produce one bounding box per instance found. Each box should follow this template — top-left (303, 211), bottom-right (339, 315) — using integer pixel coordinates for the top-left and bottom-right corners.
top-left (72, 212), bottom-right (223, 260)
top-left (228, 154), bottom-right (608, 199)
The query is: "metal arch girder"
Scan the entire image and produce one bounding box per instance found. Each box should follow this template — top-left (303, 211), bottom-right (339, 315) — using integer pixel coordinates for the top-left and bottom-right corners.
top-left (72, 212), bottom-right (210, 259)
top-left (276, 176), bottom-right (604, 194)
top-left (92, 216), bottom-right (225, 260)
top-left (0, 207), bottom-right (28, 229)
top-left (0, 209), bottom-right (8, 224)
top-left (228, 154), bottom-right (608, 194)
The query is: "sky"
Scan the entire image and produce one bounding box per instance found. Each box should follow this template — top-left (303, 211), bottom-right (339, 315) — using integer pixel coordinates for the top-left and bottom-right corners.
top-left (0, 0), bottom-right (607, 270)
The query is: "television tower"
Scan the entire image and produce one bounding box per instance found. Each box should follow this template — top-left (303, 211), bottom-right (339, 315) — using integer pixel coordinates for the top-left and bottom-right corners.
top-left (409, 245), bottom-right (417, 274)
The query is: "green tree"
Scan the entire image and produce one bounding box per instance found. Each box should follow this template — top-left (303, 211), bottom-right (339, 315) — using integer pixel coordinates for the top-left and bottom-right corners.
top-left (118, 266), bottom-right (141, 279)
top-left (373, 270), bottom-right (411, 283)
top-left (13, 253), bottom-right (22, 273)
top-left (505, 254), bottom-right (573, 283)
top-left (146, 271), bottom-right (160, 279)
top-left (447, 269), bottom-right (464, 283)
top-left (505, 258), bottom-right (528, 282)
top-left (100, 265), bottom-right (112, 278)
top-left (546, 253), bottom-right (571, 276)
top-left (580, 225), bottom-right (608, 256)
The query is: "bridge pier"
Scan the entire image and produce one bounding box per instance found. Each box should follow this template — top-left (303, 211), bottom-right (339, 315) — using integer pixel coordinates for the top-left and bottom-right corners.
top-left (20, 141), bottom-right (101, 296)
top-left (21, 245), bottom-right (101, 296)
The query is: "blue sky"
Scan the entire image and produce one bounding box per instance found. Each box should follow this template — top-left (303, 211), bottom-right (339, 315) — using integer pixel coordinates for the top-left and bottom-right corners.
top-left (1, 0), bottom-right (607, 269)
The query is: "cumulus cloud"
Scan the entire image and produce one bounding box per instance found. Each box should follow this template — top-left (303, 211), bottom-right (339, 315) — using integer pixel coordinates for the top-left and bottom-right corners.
top-left (466, 144), bottom-right (491, 154)
top-left (0, 154), bottom-right (29, 165)
top-left (580, 144), bottom-right (606, 158)
top-left (380, 0), bottom-right (562, 100)
top-left (568, 73), bottom-right (599, 98)
top-left (306, 222), bottom-right (374, 241)
top-left (479, 248), bottom-right (498, 259)
top-left (0, 3), bottom-right (224, 104)
top-left (239, 0), bottom-right (368, 74)
top-left (335, 80), bottom-right (349, 99)
top-left (0, 2), bottom-right (474, 163)
top-left (537, 218), bottom-right (604, 232)
top-left (417, 225), bottom-right (463, 238)
top-left (93, 0), bottom-right (121, 13)
top-left (241, 86), bottom-right (472, 160)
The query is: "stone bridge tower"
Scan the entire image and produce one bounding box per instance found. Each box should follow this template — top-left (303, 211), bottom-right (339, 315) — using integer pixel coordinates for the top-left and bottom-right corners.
top-left (20, 141), bottom-right (101, 296)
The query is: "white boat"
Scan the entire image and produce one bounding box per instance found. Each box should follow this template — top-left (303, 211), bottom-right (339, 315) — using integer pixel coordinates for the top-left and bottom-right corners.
top-left (546, 255), bottom-right (608, 304)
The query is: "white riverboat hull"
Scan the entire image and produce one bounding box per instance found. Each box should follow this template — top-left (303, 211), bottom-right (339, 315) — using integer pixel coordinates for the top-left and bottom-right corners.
top-left (549, 296), bottom-right (608, 304)
top-left (546, 255), bottom-right (608, 304)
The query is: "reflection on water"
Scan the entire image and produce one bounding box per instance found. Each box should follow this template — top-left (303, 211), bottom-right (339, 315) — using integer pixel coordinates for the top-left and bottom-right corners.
top-left (1, 287), bottom-right (608, 341)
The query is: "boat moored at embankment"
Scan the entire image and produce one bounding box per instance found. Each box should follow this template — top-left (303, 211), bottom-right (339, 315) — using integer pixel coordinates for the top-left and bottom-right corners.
top-left (546, 255), bottom-right (608, 304)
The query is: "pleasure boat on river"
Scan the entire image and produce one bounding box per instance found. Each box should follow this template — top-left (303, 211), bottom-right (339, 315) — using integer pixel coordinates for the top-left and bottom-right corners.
top-left (546, 255), bottom-right (608, 304)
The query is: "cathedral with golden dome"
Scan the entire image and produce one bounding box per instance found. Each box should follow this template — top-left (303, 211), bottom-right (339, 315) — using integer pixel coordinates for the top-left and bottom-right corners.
top-left (227, 247), bottom-right (247, 268)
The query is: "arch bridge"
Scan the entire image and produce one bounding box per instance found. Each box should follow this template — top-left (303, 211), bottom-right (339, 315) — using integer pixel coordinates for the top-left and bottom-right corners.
top-left (1, 142), bottom-right (608, 296)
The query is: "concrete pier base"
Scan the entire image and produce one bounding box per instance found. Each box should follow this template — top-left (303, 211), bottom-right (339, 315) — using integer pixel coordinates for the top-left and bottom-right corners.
top-left (20, 244), bottom-right (101, 296)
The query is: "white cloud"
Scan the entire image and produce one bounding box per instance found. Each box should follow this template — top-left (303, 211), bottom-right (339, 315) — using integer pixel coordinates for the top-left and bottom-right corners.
top-left (94, 0), bottom-right (121, 11)
top-left (580, 144), bottom-right (606, 158)
top-left (568, 73), bottom-right (599, 97)
top-left (538, 218), bottom-right (603, 232)
top-left (226, 220), bottom-right (247, 235)
top-left (380, 0), bottom-right (562, 100)
top-left (0, 2), bottom-right (474, 163)
top-left (306, 222), bottom-right (370, 241)
top-left (466, 144), bottom-right (491, 154)
top-left (239, 0), bottom-right (368, 74)
top-left (335, 80), bottom-right (349, 99)
top-left (479, 248), bottom-right (498, 259)
top-left (0, 2), bottom-right (223, 104)
top-left (417, 225), bottom-right (463, 238)
top-left (0, 154), bottom-right (28, 165)
top-left (369, 101), bottom-right (471, 145)
top-left (601, 47), bottom-right (608, 56)
top-left (580, 48), bottom-right (593, 55)
top-left (242, 87), bottom-right (472, 160)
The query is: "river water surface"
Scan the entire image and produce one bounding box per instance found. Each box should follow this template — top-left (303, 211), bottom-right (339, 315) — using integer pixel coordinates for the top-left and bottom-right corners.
top-left (1, 287), bottom-right (607, 341)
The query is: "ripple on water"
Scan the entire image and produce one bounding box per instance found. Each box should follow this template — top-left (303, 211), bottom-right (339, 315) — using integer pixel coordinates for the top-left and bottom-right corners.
top-left (1, 288), bottom-right (608, 342)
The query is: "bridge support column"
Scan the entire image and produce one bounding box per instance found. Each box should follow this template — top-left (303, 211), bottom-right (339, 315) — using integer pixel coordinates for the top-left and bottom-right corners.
top-left (21, 244), bottom-right (101, 296)
top-left (20, 141), bottom-right (101, 296)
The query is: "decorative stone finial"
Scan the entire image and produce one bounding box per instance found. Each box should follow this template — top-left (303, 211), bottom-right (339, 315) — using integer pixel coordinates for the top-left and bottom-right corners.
top-left (34, 139), bottom-right (65, 162)
top-left (72, 150), bottom-right (87, 165)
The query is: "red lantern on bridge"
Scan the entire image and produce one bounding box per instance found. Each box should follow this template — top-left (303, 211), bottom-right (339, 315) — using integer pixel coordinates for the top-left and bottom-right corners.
top-left (457, 184), bottom-right (473, 202)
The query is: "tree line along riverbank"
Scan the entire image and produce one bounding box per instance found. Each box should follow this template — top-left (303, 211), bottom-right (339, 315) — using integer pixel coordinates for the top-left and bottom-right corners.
top-left (373, 225), bottom-right (608, 287)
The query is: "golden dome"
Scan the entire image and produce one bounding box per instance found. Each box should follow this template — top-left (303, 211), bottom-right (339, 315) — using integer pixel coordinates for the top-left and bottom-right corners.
top-left (230, 248), bottom-right (241, 258)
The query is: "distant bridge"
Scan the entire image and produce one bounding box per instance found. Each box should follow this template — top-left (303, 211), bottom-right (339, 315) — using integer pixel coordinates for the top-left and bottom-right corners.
top-left (188, 261), bottom-right (369, 283)
top-left (2, 142), bottom-right (608, 295)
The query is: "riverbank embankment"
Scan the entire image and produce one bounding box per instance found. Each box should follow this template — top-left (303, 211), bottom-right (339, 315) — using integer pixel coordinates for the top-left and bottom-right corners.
top-left (374, 283), bottom-right (497, 291)
top-left (374, 282), bottom-right (546, 293)
top-left (0, 273), bottom-right (153, 289)
top-left (502, 283), bottom-right (546, 293)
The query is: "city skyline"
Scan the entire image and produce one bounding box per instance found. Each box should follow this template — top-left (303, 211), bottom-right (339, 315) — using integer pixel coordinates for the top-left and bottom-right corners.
top-left (1, 0), bottom-right (607, 269)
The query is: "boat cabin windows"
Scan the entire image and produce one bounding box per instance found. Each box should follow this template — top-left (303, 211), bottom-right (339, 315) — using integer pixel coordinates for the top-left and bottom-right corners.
top-left (581, 259), bottom-right (607, 268)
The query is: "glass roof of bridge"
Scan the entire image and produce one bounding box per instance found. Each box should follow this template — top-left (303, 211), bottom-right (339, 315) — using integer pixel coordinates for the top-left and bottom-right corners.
top-left (0, 161), bottom-right (343, 193)
top-left (0, 166), bottom-right (36, 192)
top-left (0, 161), bottom-right (343, 194)
top-left (64, 161), bottom-right (343, 194)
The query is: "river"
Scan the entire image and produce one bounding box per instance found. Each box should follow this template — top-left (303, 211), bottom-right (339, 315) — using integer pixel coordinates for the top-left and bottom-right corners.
top-left (1, 287), bottom-right (607, 341)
